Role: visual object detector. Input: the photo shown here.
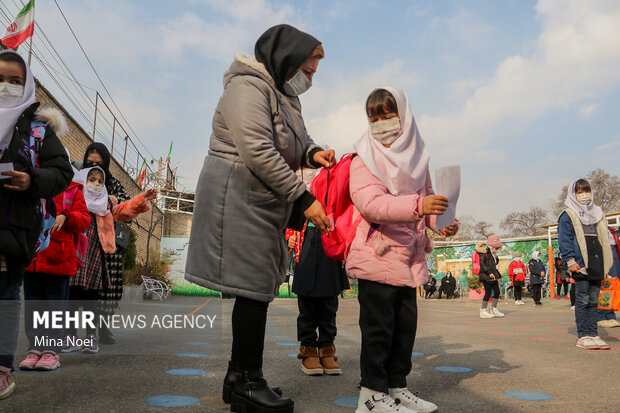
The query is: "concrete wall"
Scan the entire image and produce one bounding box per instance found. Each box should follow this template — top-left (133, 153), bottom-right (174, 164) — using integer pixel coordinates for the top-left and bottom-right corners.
top-left (34, 79), bottom-right (162, 265)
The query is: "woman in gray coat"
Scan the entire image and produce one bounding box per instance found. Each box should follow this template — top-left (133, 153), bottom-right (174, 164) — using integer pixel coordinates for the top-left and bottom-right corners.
top-left (185, 24), bottom-right (334, 413)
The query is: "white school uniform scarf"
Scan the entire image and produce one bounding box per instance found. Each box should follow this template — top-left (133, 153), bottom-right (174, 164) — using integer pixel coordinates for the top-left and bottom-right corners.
top-left (354, 87), bottom-right (430, 195)
top-left (73, 166), bottom-right (110, 216)
top-left (564, 179), bottom-right (604, 225)
top-left (0, 50), bottom-right (35, 151)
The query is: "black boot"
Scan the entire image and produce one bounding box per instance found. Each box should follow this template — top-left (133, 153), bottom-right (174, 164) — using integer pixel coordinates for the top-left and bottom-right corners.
top-left (230, 369), bottom-right (293, 413)
top-left (223, 362), bottom-right (281, 404)
top-left (99, 324), bottom-right (115, 345)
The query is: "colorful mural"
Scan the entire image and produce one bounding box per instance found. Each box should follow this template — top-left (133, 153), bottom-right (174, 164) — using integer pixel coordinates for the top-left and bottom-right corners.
top-left (428, 237), bottom-right (559, 290)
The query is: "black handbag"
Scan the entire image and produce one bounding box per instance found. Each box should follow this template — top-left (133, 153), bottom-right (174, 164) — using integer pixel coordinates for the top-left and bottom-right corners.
top-left (114, 223), bottom-right (131, 250)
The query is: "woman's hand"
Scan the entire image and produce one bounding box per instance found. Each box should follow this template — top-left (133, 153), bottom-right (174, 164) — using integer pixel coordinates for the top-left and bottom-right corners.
top-left (144, 188), bottom-right (158, 201)
top-left (52, 214), bottom-right (67, 232)
top-left (313, 150), bottom-right (336, 168)
top-left (2, 170), bottom-right (31, 191)
top-left (423, 195), bottom-right (449, 215)
top-left (568, 264), bottom-right (580, 273)
top-left (109, 195), bottom-right (119, 207)
top-left (303, 200), bottom-right (332, 234)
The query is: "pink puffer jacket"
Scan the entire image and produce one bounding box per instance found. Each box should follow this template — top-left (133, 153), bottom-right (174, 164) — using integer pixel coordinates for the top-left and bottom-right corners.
top-left (345, 156), bottom-right (437, 288)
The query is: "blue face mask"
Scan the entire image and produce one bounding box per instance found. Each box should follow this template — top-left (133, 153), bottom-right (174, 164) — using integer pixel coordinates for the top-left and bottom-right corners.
top-left (283, 70), bottom-right (312, 96)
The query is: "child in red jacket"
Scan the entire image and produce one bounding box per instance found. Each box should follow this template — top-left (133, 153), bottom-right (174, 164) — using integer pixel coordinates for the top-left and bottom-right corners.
top-left (508, 252), bottom-right (527, 305)
top-left (19, 181), bottom-right (91, 371)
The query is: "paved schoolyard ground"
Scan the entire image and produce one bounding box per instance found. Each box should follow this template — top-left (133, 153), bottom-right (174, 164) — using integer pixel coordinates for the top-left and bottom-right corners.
top-left (3, 293), bottom-right (620, 412)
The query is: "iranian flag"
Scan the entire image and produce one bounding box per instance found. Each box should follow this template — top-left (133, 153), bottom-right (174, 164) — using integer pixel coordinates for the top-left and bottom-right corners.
top-left (1, 0), bottom-right (35, 50)
top-left (137, 160), bottom-right (147, 189)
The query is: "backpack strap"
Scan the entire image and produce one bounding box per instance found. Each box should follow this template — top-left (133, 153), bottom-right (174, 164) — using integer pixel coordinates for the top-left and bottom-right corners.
top-left (29, 121), bottom-right (47, 168)
top-left (62, 186), bottom-right (79, 212)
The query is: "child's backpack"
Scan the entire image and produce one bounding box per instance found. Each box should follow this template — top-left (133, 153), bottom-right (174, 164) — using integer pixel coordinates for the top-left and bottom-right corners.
top-left (310, 153), bottom-right (357, 261)
top-left (471, 251), bottom-right (481, 275)
top-left (62, 185), bottom-right (88, 269)
top-left (29, 121), bottom-right (56, 253)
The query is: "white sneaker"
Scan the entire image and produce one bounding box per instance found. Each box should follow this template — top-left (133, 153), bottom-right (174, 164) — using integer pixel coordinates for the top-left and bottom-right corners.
top-left (389, 388), bottom-right (438, 413)
top-left (591, 336), bottom-right (611, 350)
top-left (570, 306), bottom-right (575, 310)
top-left (598, 319), bottom-right (620, 328)
top-left (518, 300), bottom-right (525, 305)
top-left (479, 308), bottom-right (494, 319)
top-left (491, 307), bottom-right (505, 317)
top-left (356, 387), bottom-right (416, 413)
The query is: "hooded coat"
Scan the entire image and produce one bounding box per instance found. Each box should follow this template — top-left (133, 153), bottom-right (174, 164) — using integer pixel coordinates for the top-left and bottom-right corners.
top-left (185, 27), bottom-right (322, 302)
top-left (0, 104), bottom-right (73, 274)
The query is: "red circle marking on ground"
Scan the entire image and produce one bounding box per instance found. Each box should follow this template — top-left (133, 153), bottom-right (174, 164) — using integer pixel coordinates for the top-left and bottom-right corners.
top-left (515, 325), bottom-right (533, 328)
top-left (488, 332), bottom-right (511, 335)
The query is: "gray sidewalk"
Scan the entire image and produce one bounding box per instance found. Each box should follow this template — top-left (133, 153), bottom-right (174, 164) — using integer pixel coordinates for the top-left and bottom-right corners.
top-left (3, 295), bottom-right (620, 412)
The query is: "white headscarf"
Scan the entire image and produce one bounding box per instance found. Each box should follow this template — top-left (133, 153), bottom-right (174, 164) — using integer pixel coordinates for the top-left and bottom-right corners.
top-left (531, 251), bottom-right (540, 260)
top-left (564, 179), bottom-right (604, 225)
top-left (0, 50), bottom-right (35, 151)
top-left (73, 166), bottom-right (109, 216)
top-left (354, 87), bottom-right (430, 195)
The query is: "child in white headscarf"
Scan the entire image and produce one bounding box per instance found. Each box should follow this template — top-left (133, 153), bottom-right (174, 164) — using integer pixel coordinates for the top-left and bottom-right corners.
top-left (347, 87), bottom-right (457, 413)
top-left (558, 178), bottom-right (612, 350)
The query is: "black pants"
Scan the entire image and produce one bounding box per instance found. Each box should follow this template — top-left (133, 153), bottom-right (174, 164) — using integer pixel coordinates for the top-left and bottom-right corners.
top-left (438, 285), bottom-right (455, 299)
top-left (532, 284), bottom-right (542, 304)
top-left (482, 282), bottom-right (500, 302)
top-left (231, 296), bottom-right (268, 370)
top-left (514, 285), bottom-right (523, 301)
top-left (358, 279), bottom-right (417, 393)
top-left (297, 295), bottom-right (338, 348)
top-left (23, 272), bottom-right (70, 352)
top-left (570, 284), bottom-right (576, 306)
top-left (424, 286), bottom-right (436, 298)
top-left (557, 283), bottom-right (570, 296)
top-left (66, 286), bottom-right (99, 336)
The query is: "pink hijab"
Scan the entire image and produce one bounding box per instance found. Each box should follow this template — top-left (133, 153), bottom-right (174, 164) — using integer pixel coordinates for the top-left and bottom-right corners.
top-left (354, 87), bottom-right (430, 195)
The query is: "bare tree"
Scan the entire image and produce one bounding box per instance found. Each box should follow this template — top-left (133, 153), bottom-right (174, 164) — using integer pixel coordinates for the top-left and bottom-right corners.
top-left (552, 169), bottom-right (620, 216)
top-left (473, 221), bottom-right (494, 239)
top-left (500, 206), bottom-right (550, 237)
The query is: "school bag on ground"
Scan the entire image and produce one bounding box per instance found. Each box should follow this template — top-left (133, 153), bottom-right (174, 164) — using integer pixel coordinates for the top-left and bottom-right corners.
top-left (597, 276), bottom-right (620, 311)
top-left (310, 153), bottom-right (356, 261)
top-left (29, 121), bottom-right (56, 253)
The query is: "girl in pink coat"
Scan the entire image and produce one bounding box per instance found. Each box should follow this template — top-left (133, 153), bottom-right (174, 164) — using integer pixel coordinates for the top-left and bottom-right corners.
top-left (347, 88), bottom-right (458, 413)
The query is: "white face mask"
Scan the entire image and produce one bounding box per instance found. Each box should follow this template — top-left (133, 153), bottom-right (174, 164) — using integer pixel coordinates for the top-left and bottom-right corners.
top-left (515, 257), bottom-right (521, 262)
top-left (282, 70), bottom-right (312, 96)
top-left (369, 117), bottom-right (402, 145)
top-left (576, 192), bottom-right (592, 205)
top-left (0, 82), bottom-right (24, 108)
top-left (86, 183), bottom-right (104, 195)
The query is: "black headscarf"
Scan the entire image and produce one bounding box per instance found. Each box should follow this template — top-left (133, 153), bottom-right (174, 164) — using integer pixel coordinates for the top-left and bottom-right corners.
top-left (254, 24), bottom-right (321, 95)
top-left (82, 142), bottom-right (113, 188)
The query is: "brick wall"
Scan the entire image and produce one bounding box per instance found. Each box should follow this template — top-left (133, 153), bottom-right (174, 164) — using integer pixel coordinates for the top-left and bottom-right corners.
top-left (34, 79), bottom-right (162, 265)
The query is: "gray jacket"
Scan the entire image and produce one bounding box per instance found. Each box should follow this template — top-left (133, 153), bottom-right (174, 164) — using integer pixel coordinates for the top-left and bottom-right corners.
top-left (185, 52), bottom-right (320, 302)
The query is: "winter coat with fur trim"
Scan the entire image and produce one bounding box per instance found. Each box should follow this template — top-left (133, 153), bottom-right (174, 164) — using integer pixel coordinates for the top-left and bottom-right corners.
top-left (0, 104), bottom-right (73, 271)
top-left (95, 192), bottom-right (152, 254)
top-left (345, 156), bottom-right (438, 288)
top-left (185, 52), bottom-right (321, 302)
top-left (25, 182), bottom-right (90, 276)
top-left (476, 242), bottom-right (501, 283)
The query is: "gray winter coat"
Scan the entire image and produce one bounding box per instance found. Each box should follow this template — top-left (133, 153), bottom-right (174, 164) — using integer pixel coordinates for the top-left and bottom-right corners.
top-left (185, 52), bottom-right (320, 302)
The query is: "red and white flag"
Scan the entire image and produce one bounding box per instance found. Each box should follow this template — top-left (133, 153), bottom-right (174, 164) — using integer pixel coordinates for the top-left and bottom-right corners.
top-left (1, 0), bottom-right (35, 50)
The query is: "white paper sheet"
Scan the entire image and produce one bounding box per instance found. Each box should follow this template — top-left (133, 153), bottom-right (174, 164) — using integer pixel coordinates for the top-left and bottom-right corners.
top-left (434, 165), bottom-right (461, 231)
top-left (0, 163), bottom-right (14, 180)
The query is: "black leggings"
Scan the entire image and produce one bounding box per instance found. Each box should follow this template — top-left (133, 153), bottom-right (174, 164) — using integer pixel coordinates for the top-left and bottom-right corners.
top-left (482, 282), bottom-right (500, 302)
top-left (514, 285), bottom-right (523, 301)
top-left (557, 282), bottom-right (570, 296)
top-left (231, 296), bottom-right (269, 370)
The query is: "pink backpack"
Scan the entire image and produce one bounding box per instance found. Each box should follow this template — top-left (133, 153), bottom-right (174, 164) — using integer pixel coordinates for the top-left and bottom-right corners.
top-left (472, 251), bottom-right (481, 275)
top-left (63, 186), bottom-right (88, 269)
top-left (310, 153), bottom-right (357, 261)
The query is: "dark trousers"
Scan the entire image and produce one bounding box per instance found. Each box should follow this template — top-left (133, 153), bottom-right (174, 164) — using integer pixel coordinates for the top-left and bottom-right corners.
top-left (482, 281), bottom-right (500, 302)
top-left (532, 284), bottom-right (542, 304)
top-left (0, 268), bottom-right (24, 370)
top-left (570, 284), bottom-right (576, 306)
top-left (66, 286), bottom-right (99, 336)
top-left (297, 295), bottom-right (338, 348)
top-left (514, 285), bottom-right (523, 301)
top-left (358, 279), bottom-right (417, 393)
top-left (23, 272), bottom-right (70, 352)
top-left (231, 296), bottom-right (268, 370)
top-left (574, 279), bottom-right (600, 338)
top-left (438, 285), bottom-right (455, 299)
top-left (556, 283), bottom-right (570, 296)
top-left (424, 286), bottom-right (436, 298)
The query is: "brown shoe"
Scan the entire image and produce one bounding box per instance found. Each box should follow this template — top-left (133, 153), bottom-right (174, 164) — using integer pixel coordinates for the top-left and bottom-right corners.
top-left (319, 344), bottom-right (342, 375)
top-left (297, 345), bottom-right (324, 376)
